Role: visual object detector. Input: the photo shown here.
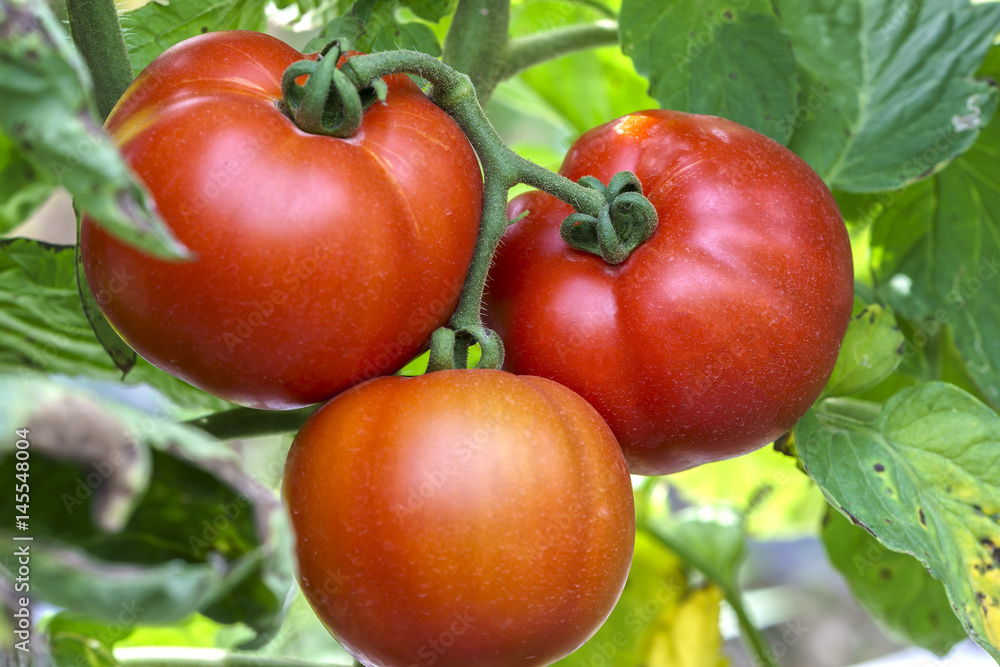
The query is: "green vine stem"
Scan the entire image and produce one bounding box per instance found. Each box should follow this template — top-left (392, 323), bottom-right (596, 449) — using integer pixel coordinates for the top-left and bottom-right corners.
top-left (648, 530), bottom-right (780, 667)
top-left (65, 0), bottom-right (133, 120)
top-left (338, 50), bottom-right (609, 371)
top-left (500, 20), bottom-right (620, 81)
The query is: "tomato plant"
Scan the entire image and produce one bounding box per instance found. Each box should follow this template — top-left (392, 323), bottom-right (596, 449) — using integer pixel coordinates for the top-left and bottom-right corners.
top-left (4, 1), bottom-right (1000, 666)
top-left (80, 30), bottom-right (482, 408)
top-left (485, 110), bottom-right (854, 475)
top-left (283, 369), bottom-right (635, 667)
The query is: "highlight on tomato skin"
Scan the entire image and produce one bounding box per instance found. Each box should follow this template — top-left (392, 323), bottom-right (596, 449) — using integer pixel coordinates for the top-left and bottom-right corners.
top-left (80, 30), bottom-right (483, 409)
top-left (484, 109), bottom-right (855, 476)
top-left (283, 369), bottom-right (636, 667)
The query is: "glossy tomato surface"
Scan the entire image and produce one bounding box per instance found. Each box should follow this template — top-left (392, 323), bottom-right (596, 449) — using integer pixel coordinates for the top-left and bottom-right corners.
top-left (485, 110), bottom-right (854, 475)
top-left (80, 31), bottom-right (482, 408)
top-left (283, 369), bottom-right (635, 667)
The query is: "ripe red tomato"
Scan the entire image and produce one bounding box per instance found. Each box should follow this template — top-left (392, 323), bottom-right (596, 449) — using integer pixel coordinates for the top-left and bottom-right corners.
top-left (485, 110), bottom-right (854, 475)
top-left (283, 369), bottom-right (635, 667)
top-left (80, 31), bottom-right (482, 408)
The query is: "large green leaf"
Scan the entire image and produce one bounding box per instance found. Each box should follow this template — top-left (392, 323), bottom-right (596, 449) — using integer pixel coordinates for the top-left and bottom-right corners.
top-left (0, 131), bottom-right (52, 235)
top-left (0, 238), bottom-right (227, 415)
top-left (796, 383), bottom-right (1000, 659)
top-left (121, 0), bottom-right (270, 73)
top-left (781, 0), bottom-right (1000, 192)
top-left (0, 376), bottom-right (294, 646)
top-left (0, 0), bottom-right (185, 259)
top-left (823, 508), bottom-right (967, 655)
top-left (619, 0), bottom-right (798, 143)
top-left (869, 53), bottom-right (1000, 407)
top-left (306, 0), bottom-right (441, 56)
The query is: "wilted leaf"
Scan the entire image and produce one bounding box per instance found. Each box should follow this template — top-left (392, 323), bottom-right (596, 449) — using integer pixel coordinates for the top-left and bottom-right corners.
top-left (0, 0), bottom-right (185, 258)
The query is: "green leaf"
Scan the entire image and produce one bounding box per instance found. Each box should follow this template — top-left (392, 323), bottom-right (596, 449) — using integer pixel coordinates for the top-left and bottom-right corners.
top-left (0, 0), bottom-right (186, 259)
top-left (648, 506), bottom-right (777, 667)
top-left (869, 56), bottom-right (1000, 407)
top-left (619, 0), bottom-right (798, 144)
top-left (121, 0), bottom-right (269, 73)
top-left (824, 299), bottom-right (905, 398)
top-left (0, 238), bottom-right (227, 415)
top-left (401, 0), bottom-right (454, 22)
top-left (822, 508), bottom-right (967, 655)
top-left (0, 376), bottom-right (295, 646)
top-left (0, 131), bottom-right (52, 234)
top-left (781, 0), bottom-right (1000, 192)
top-left (667, 445), bottom-right (827, 539)
top-left (796, 382), bottom-right (1000, 659)
top-left (308, 0), bottom-right (442, 56)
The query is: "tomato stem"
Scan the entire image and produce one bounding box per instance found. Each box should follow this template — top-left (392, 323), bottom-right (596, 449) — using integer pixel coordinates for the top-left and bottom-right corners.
top-left (499, 20), bottom-right (620, 81)
top-left (339, 49), bottom-right (611, 370)
top-left (66, 0), bottom-right (134, 120)
top-left (280, 45), bottom-right (367, 138)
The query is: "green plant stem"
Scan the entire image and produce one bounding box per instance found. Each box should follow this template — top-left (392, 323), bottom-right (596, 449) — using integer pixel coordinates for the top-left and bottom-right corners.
top-left (343, 50), bottom-right (605, 368)
top-left (441, 0), bottom-right (510, 104)
top-left (500, 20), bottom-right (620, 80)
top-left (649, 530), bottom-right (779, 667)
top-left (65, 0), bottom-right (133, 120)
top-left (186, 405), bottom-right (318, 440)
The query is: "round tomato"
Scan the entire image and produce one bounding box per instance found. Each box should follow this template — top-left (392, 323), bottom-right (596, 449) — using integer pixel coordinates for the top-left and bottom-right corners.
top-left (80, 31), bottom-right (482, 408)
top-left (485, 110), bottom-right (854, 475)
top-left (283, 369), bottom-right (635, 667)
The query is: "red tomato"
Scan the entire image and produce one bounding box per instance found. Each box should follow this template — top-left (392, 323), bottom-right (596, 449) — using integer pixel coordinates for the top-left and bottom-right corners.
top-left (283, 369), bottom-right (635, 667)
top-left (485, 110), bottom-right (854, 475)
top-left (80, 31), bottom-right (482, 408)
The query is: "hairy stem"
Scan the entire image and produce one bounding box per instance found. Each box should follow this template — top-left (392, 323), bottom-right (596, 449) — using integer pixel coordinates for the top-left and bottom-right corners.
top-left (65, 0), bottom-right (133, 120)
top-left (343, 51), bottom-right (605, 367)
top-left (501, 20), bottom-right (620, 80)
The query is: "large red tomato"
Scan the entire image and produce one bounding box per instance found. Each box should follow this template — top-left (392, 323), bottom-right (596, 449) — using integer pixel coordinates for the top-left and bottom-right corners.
top-left (485, 110), bottom-right (853, 475)
top-left (80, 31), bottom-right (482, 408)
top-left (283, 369), bottom-right (635, 667)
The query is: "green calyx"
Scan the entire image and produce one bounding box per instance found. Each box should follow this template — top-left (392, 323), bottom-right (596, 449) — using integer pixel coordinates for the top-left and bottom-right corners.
top-left (560, 171), bottom-right (659, 265)
top-left (280, 43), bottom-right (385, 138)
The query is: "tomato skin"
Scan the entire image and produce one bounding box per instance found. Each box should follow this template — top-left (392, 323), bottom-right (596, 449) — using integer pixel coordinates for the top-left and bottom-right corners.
top-left (485, 110), bottom-right (854, 475)
top-left (80, 31), bottom-right (482, 408)
top-left (283, 369), bottom-right (635, 667)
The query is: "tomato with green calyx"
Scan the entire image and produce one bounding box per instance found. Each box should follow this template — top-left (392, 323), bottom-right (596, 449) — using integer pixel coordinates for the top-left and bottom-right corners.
top-left (283, 369), bottom-right (635, 667)
top-left (80, 31), bottom-right (482, 408)
top-left (485, 110), bottom-right (854, 475)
